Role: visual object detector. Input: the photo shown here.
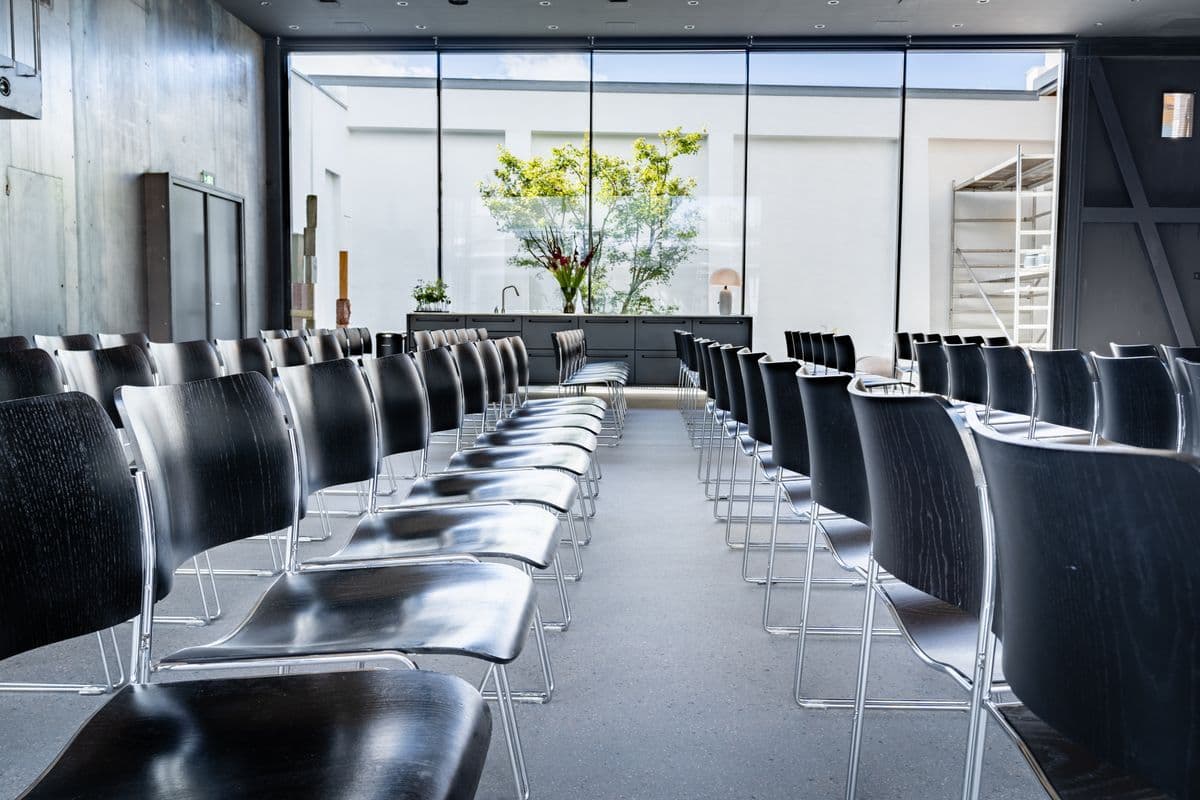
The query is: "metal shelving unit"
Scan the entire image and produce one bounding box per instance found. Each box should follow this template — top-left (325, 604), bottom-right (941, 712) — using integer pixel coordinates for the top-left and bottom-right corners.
top-left (949, 145), bottom-right (1057, 348)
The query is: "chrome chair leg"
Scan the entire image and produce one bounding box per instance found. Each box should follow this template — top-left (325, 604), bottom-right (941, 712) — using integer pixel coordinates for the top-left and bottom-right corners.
top-left (845, 558), bottom-right (881, 800)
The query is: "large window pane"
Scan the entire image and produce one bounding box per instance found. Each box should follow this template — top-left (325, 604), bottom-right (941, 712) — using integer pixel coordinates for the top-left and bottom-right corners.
top-left (590, 52), bottom-right (746, 315)
top-left (288, 52), bottom-right (437, 331)
top-left (441, 53), bottom-right (590, 314)
top-left (898, 51), bottom-right (1064, 348)
top-left (745, 52), bottom-right (904, 358)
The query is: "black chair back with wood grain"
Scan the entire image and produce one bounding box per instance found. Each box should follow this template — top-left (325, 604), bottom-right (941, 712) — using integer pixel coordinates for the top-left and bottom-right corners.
top-left (363, 353), bottom-right (431, 458)
top-left (58, 345), bottom-right (155, 427)
top-left (981, 345), bottom-right (1033, 416)
top-left (415, 346), bottom-right (465, 434)
top-left (149, 340), bottom-right (222, 386)
top-left (1109, 342), bottom-right (1159, 359)
top-left (971, 424), bottom-right (1200, 798)
top-left (945, 343), bottom-right (987, 405)
top-left (117, 373), bottom-right (297, 593)
top-left (1029, 349), bottom-right (1096, 433)
top-left (1092, 354), bottom-right (1179, 449)
top-left (798, 372), bottom-right (869, 523)
top-left (307, 332), bottom-right (344, 363)
top-left (267, 336), bottom-right (312, 368)
top-left (1165, 347), bottom-right (1200, 453)
top-left (760, 358), bottom-right (809, 475)
top-left (914, 340), bottom-right (949, 396)
top-left (0, 349), bottom-right (65, 402)
top-left (216, 337), bottom-right (273, 379)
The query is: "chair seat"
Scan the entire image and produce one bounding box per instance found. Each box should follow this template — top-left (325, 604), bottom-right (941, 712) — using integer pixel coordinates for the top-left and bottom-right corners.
top-left (738, 434), bottom-right (760, 455)
top-left (19, 670), bottom-right (490, 800)
top-left (782, 477), bottom-right (813, 511)
top-left (513, 403), bottom-right (604, 420)
top-left (723, 419), bottom-right (745, 437)
top-left (522, 396), bottom-right (606, 412)
top-left (877, 581), bottom-right (1005, 688)
top-left (399, 469), bottom-right (579, 514)
top-left (993, 703), bottom-right (1168, 800)
top-left (474, 428), bottom-right (598, 453)
top-left (160, 562), bottom-right (535, 667)
top-left (317, 503), bottom-right (561, 569)
top-left (818, 517), bottom-right (872, 574)
top-left (445, 444), bottom-right (591, 477)
top-left (497, 413), bottom-right (603, 436)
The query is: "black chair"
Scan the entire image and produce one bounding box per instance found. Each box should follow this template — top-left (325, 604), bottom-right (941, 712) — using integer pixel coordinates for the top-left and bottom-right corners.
top-left (758, 358), bottom-right (813, 634)
top-left (784, 331), bottom-right (797, 359)
top-left (258, 329), bottom-right (288, 340)
top-left (333, 327), bottom-right (351, 356)
top-left (267, 336), bottom-right (312, 368)
top-left (0, 335), bottom-right (31, 352)
top-left (894, 332), bottom-right (915, 379)
top-left (215, 336), bottom-right (273, 379)
top-left (911, 332), bottom-right (927, 344)
top-left (431, 330), bottom-right (450, 348)
top-left (914, 340), bottom-right (949, 396)
top-left (493, 339), bottom-right (606, 435)
top-left (820, 333), bottom-right (837, 374)
top-left (970, 418), bottom-right (1200, 799)
top-left (963, 335), bottom-right (986, 346)
top-left (57, 345), bottom-right (155, 427)
top-left (735, 348), bottom-right (782, 577)
top-left (35, 333), bottom-right (99, 352)
top-left (984, 336), bottom-right (1010, 346)
top-left (359, 326), bottom-right (374, 355)
top-left (1029, 349), bottom-right (1097, 437)
top-left (799, 332), bottom-right (814, 367)
top-left (980, 344), bottom-right (1051, 436)
top-left (451, 342), bottom-right (491, 429)
top-left (507, 336), bottom-right (606, 416)
top-left (0, 349), bottom-right (65, 402)
top-left (716, 344), bottom-right (754, 544)
top-left (0, 391), bottom-right (493, 800)
top-left (346, 327), bottom-right (364, 356)
top-left (307, 332), bottom-right (344, 363)
top-left (945, 342), bottom-right (988, 405)
top-left (1182, 360), bottom-right (1200, 457)
top-left (925, 333), bottom-right (943, 344)
top-left (845, 381), bottom-right (995, 798)
top-left (117, 371), bottom-right (537, 799)
top-left (98, 332), bottom-right (150, 355)
top-left (833, 334), bottom-right (856, 374)
top-left (148, 340), bottom-right (222, 385)
top-left (1164, 346), bottom-right (1200, 452)
top-left (412, 330), bottom-right (435, 351)
top-left (943, 334), bottom-right (964, 345)
top-left (1091, 354), bottom-right (1179, 449)
top-left (1109, 342), bottom-right (1160, 359)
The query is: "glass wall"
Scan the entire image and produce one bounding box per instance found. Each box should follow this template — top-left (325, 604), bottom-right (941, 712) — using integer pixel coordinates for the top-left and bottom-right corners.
top-left (441, 53), bottom-right (590, 314)
top-left (745, 52), bottom-right (904, 359)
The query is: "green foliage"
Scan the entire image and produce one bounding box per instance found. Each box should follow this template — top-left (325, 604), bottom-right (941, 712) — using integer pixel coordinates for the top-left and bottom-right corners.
top-left (479, 128), bottom-right (704, 313)
top-left (412, 278), bottom-right (450, 307)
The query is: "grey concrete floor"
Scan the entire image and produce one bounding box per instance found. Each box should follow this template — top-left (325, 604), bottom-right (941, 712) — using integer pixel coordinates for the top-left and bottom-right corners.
top-left (0, 406), bottom-right (1044, 799)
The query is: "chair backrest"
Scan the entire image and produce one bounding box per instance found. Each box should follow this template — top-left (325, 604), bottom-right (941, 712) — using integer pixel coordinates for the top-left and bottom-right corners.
top-left (359, 327), bottom-right (373, 355)
top-left (415, 346), bottom-right (465, 434)
top-left (345, 327), bottom-right (363, 356)
top-left (760, 358), bottom-right (810, 475)
top-left (914, 340), bottom-right (949, 396)
top-left (833, 334), bottom-right (856, 374)
top-left (924, 333), bottom-right (942, 343)
top-left (1030, 348), bottom-right (1096, 432)
top-left (737, 349), bottom-right (771, 445)
top-left (911, 332), bottom-right (927, 343)
top-left (57, 345), bottom-right (155, 427)
top-left (691, 337), bottom-right (711, 395)
top-left (971, 422), bottom-right (1200, 799)
top-left (149, 340), bottom-right (222, 386)
top-left (509, 337), bottom-right (533, 390)
top-left (0, 349), bottom-right (65, 401)
top-left (1110, 342), bottom-right (1160, 359)
top-left (799, 332), bottom-right (814, 365)
top-left (945, 342), bottom-right (988, 405)
top-left (963, 335), bottom-right (986, 346)
top-left (495, 338), bottom-right (523, 398)
top-left (894, 332), bottom-right (913, 362)
top-left (412, 330), bottom-right (435, 351)
top-left (706, 342), bottom-right (732, 412)
top-left (117, 373), bottom-right (297, 595)
top-left (1164, 347), bottom-right (1200, 452)
top-left (720, 345), bottom-right (749, 424)
top-left (850, 382), bottom-right (986, 617)
top-left (363, 353), bottom-right (431, 458)
top-left (1092, 354), bottom-right (1179, 449)
top-left (98, 332), bottom-right (151, 355)
top-left (981, 345), bottom-right (1033, 416)
top-left (476, 338), bottom-right (508, 404)
top-left (307, 332), bottom-right (344, 363)
top-left (984, 336), bottom-right (1010, 346)
top-left (0, 335), bottom-right (31, 352)
top-left (259, 329), bottom-right (288, 340)
top-left (444, 329), bottom-right (460, 346)
top-left (1182, 360), bottom-right (1200, 457)
top-left (820, 334), bottom-right (836, 372)
top-left (797, 372), bottom-right (869, 523)
top-left (268, 336), bottom-right (312, 368)
top-left (216, 337), bottom-right (273, 379)
top-left (943, 334), bottom-right (964, 345)
top-left (35, 333), bottom-right (99, 352)
top-left (0, 392), bottom-right (148, 662)
top-left (464, 328), bottom-right (480, 343)
top-left (276, 360), bottom-right (378, 503)
top-left (451, 342), bottom-right (489, 415)
top-left (431, 330), bottom-right (449, 348)
top-left (784, 331), bottom-right (797, 359)
top-left (475, 327), bottom-right (489, 341)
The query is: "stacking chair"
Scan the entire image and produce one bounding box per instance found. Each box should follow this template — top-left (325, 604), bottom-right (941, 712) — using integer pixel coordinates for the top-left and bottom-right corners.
top-left (445, 330), bottom-right (462, 345)
top-left (0, 334), bottom-right (31, 351)
top-left (700, 341), bottom-right (737, 499)
top-left (307, 331), bottom-right (344, 363)
top-left (359, 326), bottom-right (374, 355)
top-left (117, 372), bottom-right (538, 799)
top-left (148, 340), bottom-right (222, 385)
top-left (1109, 342), bottom-right (1160, 359)
top-left (984, 335), bottom-right (1010, 346)
top-left (35, 333), bottom-right (99, 352)
top-left (1182, 360), bottom-right (1200, 457)
top-left (943, 334), bottom-right (964, 345)
top-left (784, 331), bottom-right (798, 359)
top-left (98, 332), bottom-right (151, 355)
top-left (503, 338), bottom-right (608, 419)
top-left (969, 419), bottom-right (1200, 800)
top-left (945, 342), bottom-right (988, 405)
top-left (0, 391), bottom-right (493, 800)
top-left (962, 335), bottom-right (986, 346)
top-left (914, 340), bottom-right (949, 396)
top-left (1164, 346), bottom-right (1200, 452)
top-left (833, 335), bottom-right (856, 374)
top-left (477, 340), bottom-right (604, 437)
top-left (893, 332), bottom-right (915, 379)
top-left (0, 348), bottom-right (65, 401)
top-left (715, 344), bottom-right (756, 538)
top-left (464, 328), bottom-right (481, 343)
top-left (57, 345), bottom-right (154, 427)
top-left (735, 347), bottom-right (782, 573)
top-left (432, 330), bottom-right (450, 348)
top-left (799, 332), bottom-right (814, 368)
top-left (215, 336), bottom-right (273, 379)
top-left (925, 333), bottom-right (943, 343)
top-left (820, 333), bottom-right (837, 374)
top-left (475, 327), bottom-right (488, 341)
top-left (259, 328), bottom-right (288, 339)
top-left (1029, 348), bottom-right (1097, 439)
top-left (1091, 354), bottom-right (1179, 449)
top-left (412, 330), bottom-right (436, 351)
top-left (267, 335), bottom-right (312, 367)
top-left (452, 341), bottom-right (492, 435)
top-left (345, 326), bottom-right (364, 356)
top-left (980, 344), bottom-right (1049, 435)
top-left (845, 381), bottom-right (996, 798)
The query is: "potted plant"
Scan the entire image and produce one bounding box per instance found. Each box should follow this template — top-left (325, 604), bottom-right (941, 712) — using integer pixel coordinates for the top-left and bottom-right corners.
top-left (544, 228), bottom-right (591, 314)
top-left (412, 279), bottom-right (451, 312)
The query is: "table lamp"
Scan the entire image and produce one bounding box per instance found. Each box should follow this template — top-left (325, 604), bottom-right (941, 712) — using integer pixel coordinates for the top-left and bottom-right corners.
top-left (710, 269), bottom-right (741, 316)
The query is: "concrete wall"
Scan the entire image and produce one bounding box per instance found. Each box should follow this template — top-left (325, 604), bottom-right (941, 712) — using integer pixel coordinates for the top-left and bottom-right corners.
top-left (0, 0), bottom-right (265, 338)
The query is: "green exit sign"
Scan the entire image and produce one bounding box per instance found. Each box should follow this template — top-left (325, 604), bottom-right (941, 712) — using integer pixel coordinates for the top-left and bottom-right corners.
top-left (200, 171), bottom-right (216, 186)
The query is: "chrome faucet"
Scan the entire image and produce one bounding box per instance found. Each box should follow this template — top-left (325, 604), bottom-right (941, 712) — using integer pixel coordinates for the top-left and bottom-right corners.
top-left (501, 285), bottom-right (520, 313)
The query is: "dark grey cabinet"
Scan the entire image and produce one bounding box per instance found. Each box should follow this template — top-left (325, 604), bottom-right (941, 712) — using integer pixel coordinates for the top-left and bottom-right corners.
top-left (143, 173), bottom-right (246, 342)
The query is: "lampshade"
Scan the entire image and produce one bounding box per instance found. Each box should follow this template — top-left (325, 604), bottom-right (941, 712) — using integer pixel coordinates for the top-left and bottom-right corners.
top-left (709, 268), bottom-right (742, 288)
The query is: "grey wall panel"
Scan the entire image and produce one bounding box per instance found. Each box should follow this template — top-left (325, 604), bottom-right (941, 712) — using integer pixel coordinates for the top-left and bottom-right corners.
top-left (207, 195), bottom-right (245, 339)
top-left (1077, 223), bottom-right (1174, 348)
top-left (5, 167), bottom-right (67, 335)
top-left (0, 0), bottom-right (265, 338)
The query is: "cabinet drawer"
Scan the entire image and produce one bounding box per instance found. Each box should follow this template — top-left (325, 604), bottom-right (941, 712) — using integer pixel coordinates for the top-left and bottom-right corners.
top-left (636, 316), bottom-right (691, 350)
top-left (409, 314), bottom-right (464, 332)
top-left (522, 316), bottom-right (577, 350)
top-left (465, 314), bottom-right (522, 336)
top-left (526, 350), bottom-right (558, 385)
top-left (693, 317), bottom-right (752, 348)
top-left (580, 317), bottom-right (636, 349)
top-left (636, 351), bottom-right (682, 386)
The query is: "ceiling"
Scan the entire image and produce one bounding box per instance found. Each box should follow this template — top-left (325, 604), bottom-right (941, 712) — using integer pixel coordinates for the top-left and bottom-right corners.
top-left (216, 0), bottom-right (1200, 40)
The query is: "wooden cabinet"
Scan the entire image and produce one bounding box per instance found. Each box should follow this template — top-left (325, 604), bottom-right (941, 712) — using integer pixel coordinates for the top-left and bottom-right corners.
top-left (143, 173), bottom-right (246, 342)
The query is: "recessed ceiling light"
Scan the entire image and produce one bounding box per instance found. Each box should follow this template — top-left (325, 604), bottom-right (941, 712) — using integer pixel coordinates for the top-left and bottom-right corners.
top-left (414, 23), bottom-right (427, 29)
top-left (977, 0), bottom-right (988, 4)
top-left (952, 22), bottom-right (964, 28)
top-left (683, 23), bottom-right (695, 29)
top-left (259, 1), bottom-right (270, 6)
top-left (396, 1), bottom-right (408, 5)
top-left (287, 24), bottom-right (300, 29)
top-left (1095, 21), bottom-right (1104, 26)
top-left (547, 24), bottom-right (559, 29)
top-left (539, 1), bottom-right (551, 5)
top-left (687, 1), bottom-right (699, 5)
top-left (813, 23), bottom-right (826, 29)
top-left (827, 0), bottom-right (838, 5)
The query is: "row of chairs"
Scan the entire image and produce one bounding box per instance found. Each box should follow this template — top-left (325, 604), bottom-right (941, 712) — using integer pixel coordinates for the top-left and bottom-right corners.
top-left (550, 329), bottom-right (628, 436)
top-left (412, 327), bottom-right (489, 351)
top-left (263, 326), bottom-right (375, 357)
top-left (673, 326), bottom-right (1200, 800)
top-left (1, 329), bottom-right (618, 798)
